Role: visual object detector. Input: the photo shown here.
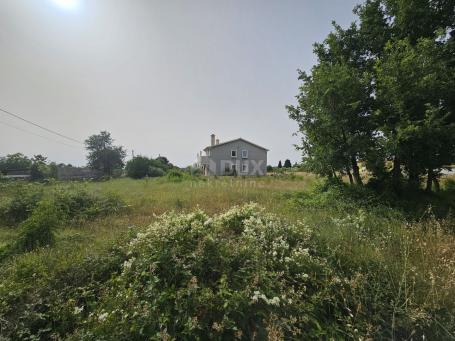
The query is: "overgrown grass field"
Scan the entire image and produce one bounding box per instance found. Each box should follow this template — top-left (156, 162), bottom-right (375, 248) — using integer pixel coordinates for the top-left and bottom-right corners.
top-left (1, 175), bottom-right (455, 339)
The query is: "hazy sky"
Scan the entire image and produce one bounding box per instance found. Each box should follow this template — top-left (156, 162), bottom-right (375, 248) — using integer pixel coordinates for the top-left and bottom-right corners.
top-left (0, 0), bottom-right (360, 167)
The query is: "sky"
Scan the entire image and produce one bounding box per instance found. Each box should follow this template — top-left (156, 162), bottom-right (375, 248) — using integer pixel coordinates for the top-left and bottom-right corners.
top-left (0, 0), bottom-right (360, 167)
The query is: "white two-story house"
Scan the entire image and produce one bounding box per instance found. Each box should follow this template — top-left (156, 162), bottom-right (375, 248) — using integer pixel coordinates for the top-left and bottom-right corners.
top-left (197, 134), bottom-right (268, 176)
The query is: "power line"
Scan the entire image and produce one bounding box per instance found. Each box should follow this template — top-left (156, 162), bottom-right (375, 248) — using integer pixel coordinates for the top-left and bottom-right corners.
top-left (0, 120), bottom-right (83, 149)
top-left (0, 106), bottom-right (83, 144)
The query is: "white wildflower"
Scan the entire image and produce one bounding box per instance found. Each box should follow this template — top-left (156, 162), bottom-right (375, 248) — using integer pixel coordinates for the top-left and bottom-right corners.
top-left (269, 296), bottom-right (280, 306)
top-left (98, 312), bottom-right (109, 321)
top-left (73, 306), bottom-right (84, 315)
top-left (123, 257), bottom-right (135, 270)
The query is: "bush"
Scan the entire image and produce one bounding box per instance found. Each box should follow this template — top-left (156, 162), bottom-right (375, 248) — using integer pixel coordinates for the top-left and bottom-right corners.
top-left (126, 156), bottom-right (151, 179)
top-left (52, 188), bottom-right (126, 223)
top-left (0, 184), bottom-right (43, 225)
top-left (126, 156), bottom-right (172, 179)
top-left (0, 243), bottom-right (128, 340)
top-left (74, 204), bottom-right (341, 339)
top-left (166, 169), bottom-right (185, 181)
top-left (292, 178), bottom-right (381, 209)
top-left (0, 186), bottom-right (126, 227)
top-left (148, 166), bottom-right (165, 177)
top-left (12, 200), bottom-right (60, 253)
top-left (184, 166), bottom-right (203, 176)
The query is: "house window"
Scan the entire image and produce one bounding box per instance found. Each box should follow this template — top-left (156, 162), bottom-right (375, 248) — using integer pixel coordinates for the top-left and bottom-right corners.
top-left (242, 163), bottom-right (248, 173)
top-left (231, 150), bottom-right (237, 158)
top-left (242, 150), bottom-right (248, 159)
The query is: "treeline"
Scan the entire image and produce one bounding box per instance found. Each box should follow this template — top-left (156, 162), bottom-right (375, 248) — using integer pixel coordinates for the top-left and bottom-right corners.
top-left (288, 0), bottom-right (455, 192)
top-left (85, 131), bottom-right (177, 179)
top-left (0, 153), bottom-right (64, 180)
top-left (0, 131), bottom-right (178, 181)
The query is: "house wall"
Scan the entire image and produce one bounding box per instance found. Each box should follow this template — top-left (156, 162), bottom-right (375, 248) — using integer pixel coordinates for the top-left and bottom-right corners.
top-left (206, 140), bottom-right (267, 176)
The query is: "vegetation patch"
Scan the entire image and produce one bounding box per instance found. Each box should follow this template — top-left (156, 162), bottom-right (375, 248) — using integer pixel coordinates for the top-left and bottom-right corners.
top-left (0, 185), bottom-right (126, 228)
top-left (52, 188), bottom-right (126, 224)
top-left (0, 183), bottom-right (44, 226)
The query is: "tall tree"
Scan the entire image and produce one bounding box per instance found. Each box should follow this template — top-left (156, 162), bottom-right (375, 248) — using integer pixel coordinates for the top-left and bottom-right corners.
top-left (30, 155), bottom-right (49, 181)
top-left (288, 60), bottom-right (373, 185)
top-left (284, 159), bottom-right (292, 168)
top-left (85, 131), bottom-right (126, 176)
top-left (289, 0), bottom-right (455, 191)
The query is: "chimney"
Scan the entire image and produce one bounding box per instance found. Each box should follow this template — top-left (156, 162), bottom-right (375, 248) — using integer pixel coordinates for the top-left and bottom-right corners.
top-left (216, 139), bottom-right (219, 145)
top-left (211, 134), bottom-right (215, 146)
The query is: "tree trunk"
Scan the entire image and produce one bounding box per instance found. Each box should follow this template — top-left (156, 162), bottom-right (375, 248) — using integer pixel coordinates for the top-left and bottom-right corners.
top-left (351, 157), bottom-right (363, 186)
top-left (433, 177), bottom-right (440, 192)
top-left (392, 156), bottom-right (401, 191)
top-left (408, 167), bottom-right (420, 189)
top-left (346, 167), bottom-right (354, 185)
top-left (425, 168), bottom-right (434, 192)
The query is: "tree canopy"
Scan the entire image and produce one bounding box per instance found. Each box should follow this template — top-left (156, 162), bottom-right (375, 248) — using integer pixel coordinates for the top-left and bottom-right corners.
top-left (85, 131), bottom-right (126, 176)
top-left (0, 153), bottom-right (32, 174)
top-left (288, 0), bottom-right (455, 192)
top-left (125, 155), bottom-right (172, 179)
top-left (284, 159), bottom-right (292, 168)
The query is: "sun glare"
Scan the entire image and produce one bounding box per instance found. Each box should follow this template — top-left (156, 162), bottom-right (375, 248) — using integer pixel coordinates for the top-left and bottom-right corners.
top-left (51, 0), bottom-right (80, 10)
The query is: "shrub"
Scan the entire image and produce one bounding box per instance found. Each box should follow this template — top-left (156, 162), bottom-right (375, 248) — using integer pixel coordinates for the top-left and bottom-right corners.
top-left (0, 186), bottom-right (126, 227)
top-left (184, 166), bottom-right (203, 176)
top-left (148, 166), bottom-right (165, 177)
top-left (126, 156), bottom-right (172, 179)
top-left (0, 184), bottom-right (43, 225)
top-left (166, 169), bottom-right (186, 182)
top-left (73, 204), bottom-right (335, 339)
top-left (0, 244), bottom-right (128, 340)
top-left (52, 188), bottom-right (126, 223)
top-left (126, 156), bottom-right (151, 179)
top-left (12, 200), bottom-right (60, 253)
top-left (291, 178), bottom-right (381, 210)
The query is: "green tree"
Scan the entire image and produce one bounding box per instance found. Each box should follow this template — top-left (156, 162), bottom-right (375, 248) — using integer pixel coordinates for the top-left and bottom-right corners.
top-left (85, 131), bottom-right (126, 176)
top-left (0, 153), bottom-right (32, 174)
top-left (151, 156), bottom-right (172, 171)
top-left (156, 156), bottom-right (173, 169)
top-left (278, 160), bottom-right (282, 168)
top-left (126, 156), bottom-right (152, 179)
top-left (30, 155), bottom-right (49, 181)
top-left (284, 159), bottom-right (292, 168)
top-left (289, 0), bottom-right (455, 192)
top-left (48, 162), bottom-right (59, 179)
top-left (375, 38), bottom-right (455, 190)
top-left (288, 61), bottom-right (373, 185)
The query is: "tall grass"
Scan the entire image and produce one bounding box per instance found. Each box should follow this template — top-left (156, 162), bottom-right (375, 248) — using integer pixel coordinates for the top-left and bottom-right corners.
top-left (0, 175), bottom-right (454, 339)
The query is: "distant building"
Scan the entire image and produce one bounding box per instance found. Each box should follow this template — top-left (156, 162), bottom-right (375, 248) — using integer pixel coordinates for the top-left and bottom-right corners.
top-left (57, 166), bottom-right (102, 180)
top-left (197, 134), bottom-right (268, 176)
top-left (1, 170), bottom-right (30, 180)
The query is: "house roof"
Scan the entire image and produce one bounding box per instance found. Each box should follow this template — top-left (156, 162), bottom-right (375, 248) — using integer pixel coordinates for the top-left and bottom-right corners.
top-left (204, 138), bottom-right (269, 152)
